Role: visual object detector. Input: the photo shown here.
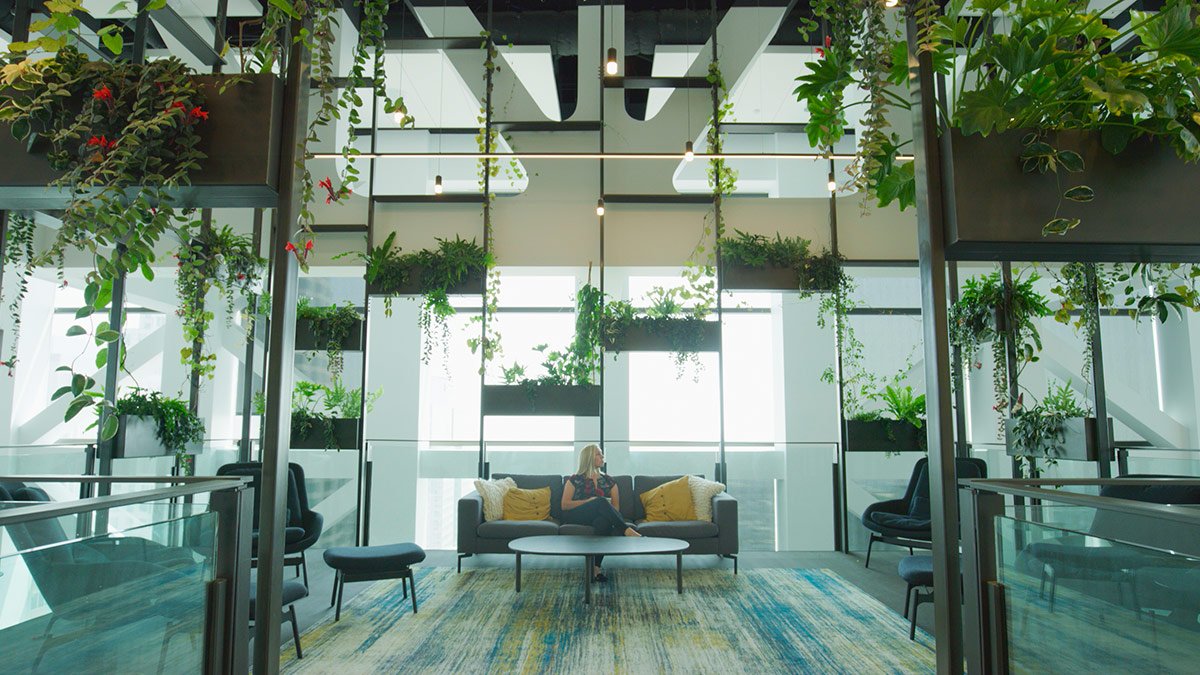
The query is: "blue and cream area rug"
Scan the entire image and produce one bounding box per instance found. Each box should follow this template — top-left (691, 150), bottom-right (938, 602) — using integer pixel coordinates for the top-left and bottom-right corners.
top-left (281, 568), bottom-right (934, 673)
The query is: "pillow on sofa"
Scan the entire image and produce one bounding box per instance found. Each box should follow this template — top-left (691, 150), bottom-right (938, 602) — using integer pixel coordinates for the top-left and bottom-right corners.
top-left (502, 487), bottom-right (551, 521)
top-left (640, 476), bottom-right (697, 522)
top-left (687, 476), bottom-right (726, 522)
top-left (474, 477), bottom-right (517, 522)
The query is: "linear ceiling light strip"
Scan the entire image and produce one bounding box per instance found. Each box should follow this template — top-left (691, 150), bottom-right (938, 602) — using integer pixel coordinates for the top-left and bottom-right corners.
top-left (314, 152), bottom-right (913, 160)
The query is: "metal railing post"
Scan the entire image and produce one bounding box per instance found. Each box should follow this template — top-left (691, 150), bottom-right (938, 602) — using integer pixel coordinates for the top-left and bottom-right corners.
top-left (207, 483), bottom-right (252, 674)
top-left (960, 485), bottom-right (1006, 673)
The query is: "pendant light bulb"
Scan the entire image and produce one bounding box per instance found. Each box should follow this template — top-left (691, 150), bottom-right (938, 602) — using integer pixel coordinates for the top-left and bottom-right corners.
top-left (605, 47), bottom-right (619, 76)
top-left (884, 0), bottom-right (899, 7)
top-left (434, 175), bottom-right (444, 195)
top-left (684, 141), bottom-right (695, 162)
top-left (596, 198), bottom-right (606, 217)
top-left (392, 106), bottom-right (408, 125)
top-left (827, 174), bottom-right (837, 192)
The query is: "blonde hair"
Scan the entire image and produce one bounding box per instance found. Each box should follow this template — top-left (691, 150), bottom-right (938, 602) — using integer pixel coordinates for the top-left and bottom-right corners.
top-left (577, 444), bottom-right (604, 476)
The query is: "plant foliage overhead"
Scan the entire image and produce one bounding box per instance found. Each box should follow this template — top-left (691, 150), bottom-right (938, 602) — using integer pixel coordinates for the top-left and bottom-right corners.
top-left (1008, 381), bottom-right (1090, 471)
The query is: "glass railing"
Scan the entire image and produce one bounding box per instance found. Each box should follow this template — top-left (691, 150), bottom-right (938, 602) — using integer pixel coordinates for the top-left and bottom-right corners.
top-left (0, 475), bottom-right (253, 673)
top-left (960, 477), bottom-right (1200, 673)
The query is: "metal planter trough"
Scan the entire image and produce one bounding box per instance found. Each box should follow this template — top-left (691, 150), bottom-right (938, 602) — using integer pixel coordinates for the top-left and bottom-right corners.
top-left (110, 414), bottom-right (200, 458)
top-left (720, 263), bottom-right (800, 292)
top-left (1004, 416), bottom-right (1112, 462)
top-left (942, 129), bottom-right (1200, 262)
top-left (295, 317), bottom-right (364, 352)
top-left (366, 266), bottom-right (486, 297)
top-left (291, 417), bottom-right (360, 450)
top-left (481, 384), bottom-right (601, 416)
top-left (0, 74), bottom-right (282, 209)
top-left (845, 419), bottom-right (927, 453)
top-left (605, 319), bottom-right (721, 353)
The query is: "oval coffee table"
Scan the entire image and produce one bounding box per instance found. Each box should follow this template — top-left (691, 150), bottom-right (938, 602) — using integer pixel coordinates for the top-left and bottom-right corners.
top-left (509, 535), bottom-right (688, 604)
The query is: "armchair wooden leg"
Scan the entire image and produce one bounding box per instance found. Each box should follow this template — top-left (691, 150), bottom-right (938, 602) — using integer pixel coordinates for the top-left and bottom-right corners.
top-left (288, 605), bottom-right (303, 659)
top-left (409, 570), bottom-right (418, 614)
top-left (335, 575), bottom-right (345, 622)
top-left (904, 583), bottom-right (914, 618)
top-left (330, 570), bottom-right (339, 607)
top-left (865, 535), bottom-right (876, 568)
top-left (301, 551), bottom-right (309, 587)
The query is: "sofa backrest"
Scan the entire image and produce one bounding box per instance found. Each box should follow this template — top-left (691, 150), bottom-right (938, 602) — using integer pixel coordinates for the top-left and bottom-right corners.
top-left (493, 474), bottom-right (566, 521)
top-left (611, 475), bottom-right (635, 520)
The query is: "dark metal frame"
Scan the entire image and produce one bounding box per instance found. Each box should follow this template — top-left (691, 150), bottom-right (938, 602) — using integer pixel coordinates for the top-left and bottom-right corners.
top-left (330, 566), bottom-right (418, 621)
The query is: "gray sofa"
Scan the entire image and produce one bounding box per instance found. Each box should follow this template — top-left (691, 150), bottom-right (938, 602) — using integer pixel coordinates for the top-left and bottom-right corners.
top-left (457, 473), bottom-right (738, 572)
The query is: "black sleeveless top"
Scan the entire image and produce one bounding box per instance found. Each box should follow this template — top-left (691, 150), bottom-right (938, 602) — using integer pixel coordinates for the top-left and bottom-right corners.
top-left (568, 473), bottom-right (615, 499)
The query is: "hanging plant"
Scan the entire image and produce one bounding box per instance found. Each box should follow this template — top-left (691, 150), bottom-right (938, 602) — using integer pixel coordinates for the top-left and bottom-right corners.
top-left (174, 222), bottom-right (264, 381)
top-left (0, 214), bottom-right (37, 371)
top-left (1008, 382), bottom-right (1091, 474)
top-left (502, 280), bottom-right (604, 392)
top-left (296, 297), bottom-right (360, 378)
top-left (350, 232), bottom-right (491, 363)
top-left (112, 387), bottom-right (205, 455)
top-left (0, 46), bottom-right (209, 437)
top-left (949, 270), bottom-right (1051, 435)
top-left (255, 379), bottom-right (380, 450)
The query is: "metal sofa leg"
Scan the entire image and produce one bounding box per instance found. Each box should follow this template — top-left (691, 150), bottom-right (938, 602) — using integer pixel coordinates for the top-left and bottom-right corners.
top-left (288, 605), bottom-right (303, 659)
top-left (457, 552), bottom-right (472, 573)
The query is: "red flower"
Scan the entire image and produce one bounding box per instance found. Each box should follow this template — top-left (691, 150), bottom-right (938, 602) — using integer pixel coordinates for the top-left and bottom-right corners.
top-left (93, 86), bottom-right (112, 101)
top-left (87, 135), bottom-right (105, 147)
top-left (318, 177), bottom-right (333, 191)
top-left (824, 35), bottom-right (832, 48)
top-left (815, 47), bottom-right (825, 58)
top-left (304, 240), bottom-right (314, 251)
top-left (189, 106), bottom-right (208, 120)
top-left (285, 242), bottom-right (296, 252)
top-left (168, 101), bottom-right (186, 114)
top-left (237, 273), bottom-right (246, 280)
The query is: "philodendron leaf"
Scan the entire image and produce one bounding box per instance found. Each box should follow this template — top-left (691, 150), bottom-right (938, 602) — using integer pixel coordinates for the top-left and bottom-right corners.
top-left (66, 325), bottom-right (87, 337)
top-left (64, 395), bottom-right (92, 422)
top-left (101, 415), bottom-right (119, 441)
top-left (1043, 218), bottom-right (1081, 236)
top-left (1063, 185), bottom-right (1094, 202)
top-left (71, 373), bottom-right (85, 396)
top-left (51, 385), bottom-right (73, 401)
top-left (1056, 150), bottom-right (1084, 173)
top-left (95, 330), bottom-right (120, 343)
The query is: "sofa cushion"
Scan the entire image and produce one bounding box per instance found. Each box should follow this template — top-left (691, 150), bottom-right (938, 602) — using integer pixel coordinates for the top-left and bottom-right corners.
top-left (502, 487), bottom-right (551, 521)
top-left (474, 477), bottom-right (517, 522)
top-left (558, 524), bottom-right (595, 536)
top-left (868, 511), bottom-right (931, 534)
top-left (633, 475), bottom-right (698, 521)
top-left (640, 476), bottom-right (698, 522)
top-left (687, 476), bottom-right (726, 522)
top-left (494, 474), bottom-right (566, 520)
top-left (477, 519), bottom-right (559, 539)
top-left (611, 475), bottom-right (635, 520)
top-left (635, 520), bottom-right (718, 539)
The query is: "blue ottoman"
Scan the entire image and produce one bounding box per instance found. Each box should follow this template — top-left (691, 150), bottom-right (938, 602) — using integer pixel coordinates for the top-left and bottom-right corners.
top-left (323, 543), bottom-right (426, 621)
top-left (898, 555), bottom-right (934, 640)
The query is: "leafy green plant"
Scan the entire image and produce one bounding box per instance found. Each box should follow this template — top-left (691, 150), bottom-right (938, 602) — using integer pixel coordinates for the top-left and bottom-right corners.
top-left (720, 230), bottom-right (810, 270)
top-left (601, 287), bottom-right (715, 378)
top-left (296, 298), bottom-right (361, 378)
top-left (255, 379), bottom-right (381, 450)
top-left (0, 214), bottom-right (37, 371)
top-left (800, 250), bottom-right (846, 294)
top-left (349, 232), bottom-right (491, 363)
top-left (879, 385), bottom-right (927, 429)
top-left (950, 270), bottom-right (1051, 434)
top-left (1009, 382), bottom-right (1090, 473)
top-left (113, 388), bottom-right (205, 455)
top-left (500, 282), bottom-right (604, 402)
top-left (175, 222), bottom-right (264, 381)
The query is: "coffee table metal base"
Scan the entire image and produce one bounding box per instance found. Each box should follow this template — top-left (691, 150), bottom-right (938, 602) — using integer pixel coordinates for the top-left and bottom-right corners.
top-left (509, 535), bottom-right (688, 605)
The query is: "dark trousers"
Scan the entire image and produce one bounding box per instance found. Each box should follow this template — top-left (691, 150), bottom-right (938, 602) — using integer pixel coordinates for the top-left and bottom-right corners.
top-left (562, 498), bottom-right (631, 567)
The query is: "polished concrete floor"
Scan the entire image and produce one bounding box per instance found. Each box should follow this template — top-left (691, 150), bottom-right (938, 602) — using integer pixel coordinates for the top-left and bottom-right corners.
top-left (260, 543), bottom-right (936, 656)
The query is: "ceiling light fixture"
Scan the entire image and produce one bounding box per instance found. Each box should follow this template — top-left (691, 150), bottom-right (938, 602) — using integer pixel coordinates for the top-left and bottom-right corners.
top-left (393, 106), bottom-right (409, 125)
top-left (313, 151), bottom-right (913, 161)
top-left (884, 0), bottom-right (899, 6)
top-left (606, 47), bottom-right (619, 76)
top-left (684, 141), bottom-right (695, 162)
top-left (596, 198), bottom-right (606, 216)
top-left (434, 175), bottom-right (444, 195)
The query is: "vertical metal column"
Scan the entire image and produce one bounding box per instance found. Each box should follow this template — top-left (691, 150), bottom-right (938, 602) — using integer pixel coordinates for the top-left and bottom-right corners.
top-left (11, 0), bottom-right (31, 43)
top-left (188, 211), bottom-right (213, 418)
top-left (959, 485), bottom-right (1006, 672)
top-left (598, 0), bottom-right (607, 450)
top-left (948, 263), bottom-right (970, 458)
top-left (476, 2), bottom-right (494, 480)
top-left (131, 0), bottom-right (150, 64)
top-left (709, 0), bottom-right (727, 484)
top-left (829, 157), bottom-right (849, 553)
top-left (253, 15), bottom-right (309, 674)
top-left (206, 482), bottom-right (252, 674)
top-left (356, 77), bottom-right (381, 546)
top-left (906, 15), bottom-right (965, 673)
top-left (1085, 263), bottom-right (1112, 478)
top-left (239, 209), bottom-right (264, 462)
top-left (1000, 262), bottom-right (1030, 479)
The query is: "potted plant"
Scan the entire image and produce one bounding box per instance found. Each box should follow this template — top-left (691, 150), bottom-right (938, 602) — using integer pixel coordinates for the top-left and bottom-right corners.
top-left (294, 298), bottom-right (363, 377)
top-left (846, 384), bottom-right (927, 455)
top-left (347, 232), bottom-right (489, 363)
top-left (257, 380), bottom-right (380, 450)
top-left (109, 388), bottom-right (205, 460)
top-left (484, 284), bottom-right (603, 416)
top-left (1006, 383), bottom-right (1111, 467)
top-left (718, 230), bottom-right (847, 294)
top-left (602, 286), bottom-right (721, 363)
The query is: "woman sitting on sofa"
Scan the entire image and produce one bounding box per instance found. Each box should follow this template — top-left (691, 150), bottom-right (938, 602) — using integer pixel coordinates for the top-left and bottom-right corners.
top-left (562, 444), bottom-right (641, 582)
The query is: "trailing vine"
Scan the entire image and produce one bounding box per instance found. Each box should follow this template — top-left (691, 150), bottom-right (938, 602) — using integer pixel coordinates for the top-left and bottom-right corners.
top-left (0, 214), bottom-right (37, 371)
top-left (174, 222), bottom-right (264, 382)
top-left (296, 297), bottom-right (361, 378)
top-left (502, 280), bottom-right (604, 399)
top-left (469, 30), bottom-right (507, 372)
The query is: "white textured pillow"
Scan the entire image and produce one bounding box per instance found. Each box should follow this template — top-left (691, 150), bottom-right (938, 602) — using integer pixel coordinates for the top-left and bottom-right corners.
top-left (687, 475), bottom-right (726, 522)
top-left (474, 477), bottom-right (517, 522)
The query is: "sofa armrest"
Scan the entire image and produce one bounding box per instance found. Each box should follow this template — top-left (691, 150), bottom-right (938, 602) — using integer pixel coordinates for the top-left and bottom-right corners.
top-left (712, 492), bottom-right (738, 555)
top-left (458, 491), bottom-right (484, 554)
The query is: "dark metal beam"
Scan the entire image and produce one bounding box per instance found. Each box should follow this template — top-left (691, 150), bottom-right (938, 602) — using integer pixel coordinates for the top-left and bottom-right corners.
top-left (1086, 263), bottom-right (1112, 478)
top-left (152, 3), bottom-right (226, 67)
top-left (385, 36), bottom-right (486, 50)
top-left (239, 208), bottom-right (264, 462)
top-left (602, 193), bottom-right (714, 204)
top-left (252, 15), bottom-right (309, 675)
top-left (371, 194), bottom-right (487, 203)
top-left (603, 75), bottom-right (713, 89)
top-left (906, 14), bottom-right (965, 674)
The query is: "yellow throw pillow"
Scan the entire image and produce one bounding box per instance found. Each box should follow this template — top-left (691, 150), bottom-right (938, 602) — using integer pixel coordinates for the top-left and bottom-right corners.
top-left (502, 486), bottom-right (551, 521)
top-left (639, 476), bottom-right (698, 522)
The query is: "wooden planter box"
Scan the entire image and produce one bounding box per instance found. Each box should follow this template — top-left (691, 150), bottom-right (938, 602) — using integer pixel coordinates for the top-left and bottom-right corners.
top-left (111, 414), bottom-right (202, 458)
top-left (291, 417), bottom-right (360, 450)
top-left (942, 129), bottom-right (1200, 262)
top-left (720, 263), bottom-right (800, 292)
top-left (1004, 416), bottom-right (1112, 462)
top-left (481, 384), bottom-right (601, 416)
top-left (605, 319), bottom-right (721, 353)
top-left (295, 317), bottom-right (364, 352)
top-left (366, 266), bottom-right (486, 297)
top-left (0, 74), bottom-right (282, 210)
top-left (845, 419), bottom-right (926, 453)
